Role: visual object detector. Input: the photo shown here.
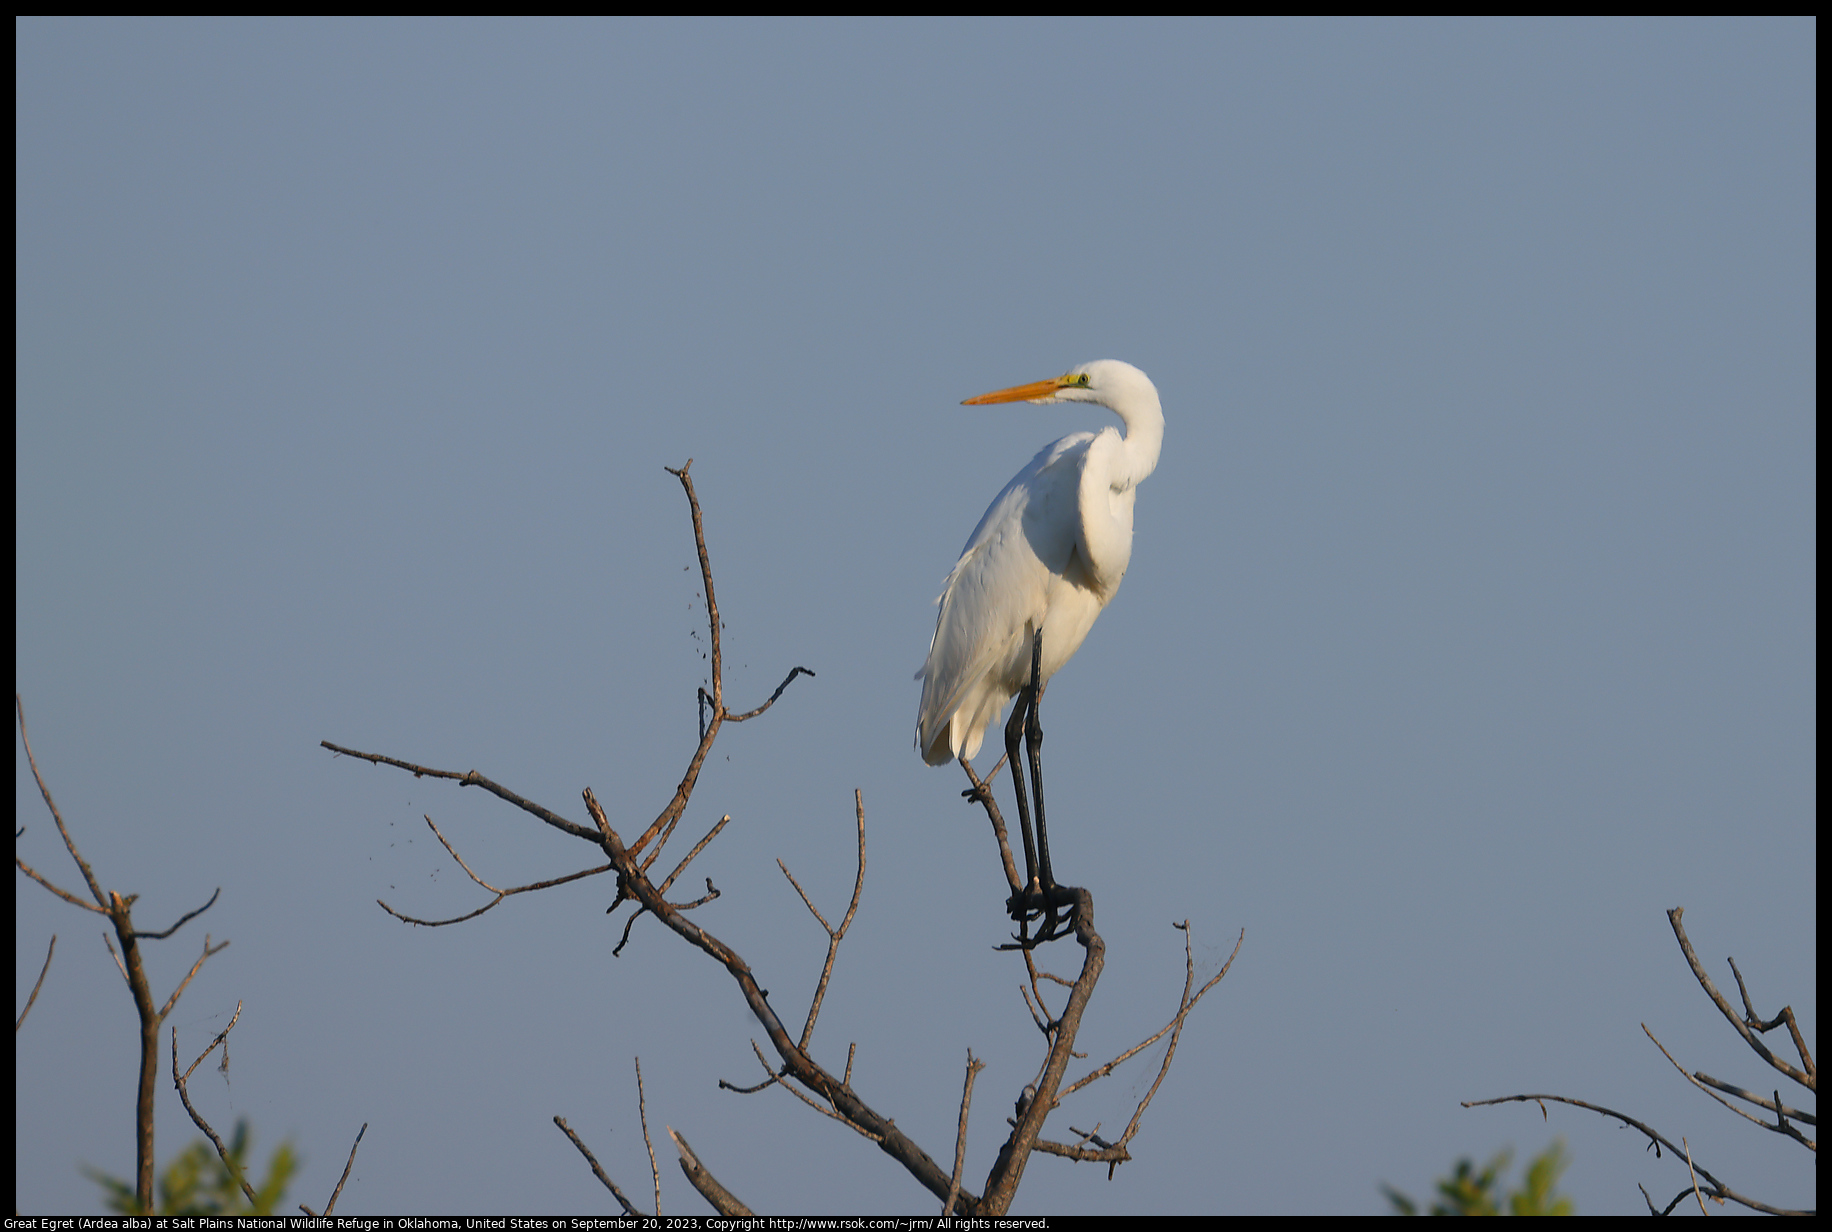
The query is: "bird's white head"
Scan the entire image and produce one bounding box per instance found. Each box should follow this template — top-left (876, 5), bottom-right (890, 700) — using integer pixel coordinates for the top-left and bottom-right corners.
top-left (961, 358), bottom-right (1157, 410)
top-left (961, 359), bottom-right (1163, 483)
top-left (959, 359), bottom-right (1157, 469)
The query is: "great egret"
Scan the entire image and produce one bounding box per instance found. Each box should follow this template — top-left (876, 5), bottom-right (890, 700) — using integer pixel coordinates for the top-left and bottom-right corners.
top-left (915, 359), bottom-right (1164, 927)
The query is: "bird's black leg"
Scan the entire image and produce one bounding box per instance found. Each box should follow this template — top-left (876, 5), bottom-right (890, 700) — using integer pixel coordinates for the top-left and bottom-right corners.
top-left (1021, 628), bottom-right (1068, 940)
top-left (1024, 628), bottom-right (1053, 892)
top-left (1004, 671), bottom-right (1040, 900)
top-left (1001, 628), bottom-right (1073, 945)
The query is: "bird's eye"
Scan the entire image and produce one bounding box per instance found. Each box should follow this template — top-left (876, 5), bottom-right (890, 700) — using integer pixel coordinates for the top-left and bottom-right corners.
top-left (1066, 373), bottom-right (1090, 387)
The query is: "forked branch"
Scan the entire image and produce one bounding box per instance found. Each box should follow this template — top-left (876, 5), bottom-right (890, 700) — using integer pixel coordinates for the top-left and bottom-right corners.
top-left (1466, 906), bottom-right (1814, 1216)
top-left (783, 790), bottom-right (867, 1052)
top-left (325, 463), bottom-right (1229, 1216)
top-left (371, 812), bottom-right (613, 927)
top-left (17, 696), bottom-right (231, 1212)
top-left (1667, 906), bottom-right (1813, 1090)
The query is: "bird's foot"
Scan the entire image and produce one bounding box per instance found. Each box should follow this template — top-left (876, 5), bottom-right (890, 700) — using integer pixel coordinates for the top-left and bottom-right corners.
top-left (1001, 881), bottom-right (1079, 948)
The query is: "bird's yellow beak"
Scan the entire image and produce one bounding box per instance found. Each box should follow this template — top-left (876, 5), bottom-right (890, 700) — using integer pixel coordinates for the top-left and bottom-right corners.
top-left (961, 375), bottom-right (1072, 406)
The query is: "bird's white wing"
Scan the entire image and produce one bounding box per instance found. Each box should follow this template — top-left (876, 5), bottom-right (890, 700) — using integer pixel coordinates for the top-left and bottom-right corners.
top-left (916, 433), bottom-right (1094, 763)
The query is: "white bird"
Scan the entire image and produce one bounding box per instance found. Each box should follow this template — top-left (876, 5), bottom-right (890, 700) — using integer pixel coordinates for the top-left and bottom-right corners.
top-left (916, 359), bottom-right (1164, 767)
top-left (912, 355), bottom-right (1157, 924)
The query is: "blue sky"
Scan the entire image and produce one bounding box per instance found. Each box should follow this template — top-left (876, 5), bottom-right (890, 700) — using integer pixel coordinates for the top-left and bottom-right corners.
top-left (16, 17), bottom-right (1814, 1215)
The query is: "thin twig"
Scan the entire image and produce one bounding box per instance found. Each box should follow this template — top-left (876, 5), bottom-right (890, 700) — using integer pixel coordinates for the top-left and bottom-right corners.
top-left (133, 887), bottom-right (222, 940)
top-left (725, 666), bottom-right (817, 722)
top-left (729, 1039), bottom-right (877, 1138)
top-left (626, 462), bottom-right (725, 862)
top-left (16, 934), bottom-right (55, 1032)
top-left (779, 861), bottom-right (832, 931)
top-left (102, 933), bottom-right (131, 987)
top-left (1690, 1073), bottom-right (1814, 1126)
top-left (795, 791), bottom-right (867, 1052)
top-left (1644, 1023), bottom-right (1815, 1149)
top-left (1110, 925), bottom-right (1240, 1159)
top-left (656, 814), bottom-right (734, 895)
top-left (320, 742), bottom-right (601, 842)
top-left (375, 815), bottom-right (612, 927)
top-left (177, 1000), bottom-right (243, 1084)
top-left (553, 1117), bottom-right (642, 1216)
top-left (17, 695), bottom-right (107, 909)
top-left (14, 856), bottom-right (106, 914)
top-left (318, 1122), bottom-right (367, 1216)
top-left (1017, 981), bottom-right (1047, 1037)
top-left (958, 757), bottom-right (1022, 895)
top-left (1062, 924), bottom-right (1241, 1104)
top-left (171, 1008), bottom-right (259, 1208)
top-left (158, 933), bottom-right (231, 1022)
top-left (637, 1058), bottom-right (660, 1216)
top-left (1682, 1138), bottom-right (1709, 1215)
top-left (946, 1051), bottom-right (986, 1215)
top-left (1464, 1093), bottom-right (1806, 1215)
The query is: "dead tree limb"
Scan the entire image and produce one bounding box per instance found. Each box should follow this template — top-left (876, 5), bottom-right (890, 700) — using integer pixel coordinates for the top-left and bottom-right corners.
top-left (171, 1005), bottom-right (259, 1209)
top-left (325, 462), bottom-right (1228, 1215)
top-left (1466, 906), bottom-right (1814, 1216)
top-left (554, 1117), bottom-right (644, 1216)
top-left (17, 695), bottom-right (229, 1212)
top-left (669, 1127), bottom-right (752, 1216)
top-left (16, 934), bottom-right (56, 1032)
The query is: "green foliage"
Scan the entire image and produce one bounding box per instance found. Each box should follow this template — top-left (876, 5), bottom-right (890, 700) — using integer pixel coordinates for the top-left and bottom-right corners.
top-left (85, 1119), bottom-right (298, 1216)
top-left (1383, 1138), bottom-right (1574, 1215)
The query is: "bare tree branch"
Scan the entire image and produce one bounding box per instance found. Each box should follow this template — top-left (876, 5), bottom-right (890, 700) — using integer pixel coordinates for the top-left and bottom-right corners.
top-left (320, 743), bottom-right (601, 842)
top-left (980, 888), bottom-right (1103, 1212)
top-left (1691, 1073), bottom-right (1813, 1126)
top-left (1468, 907), bottom-right (1815, 1215)
top-left (16, 934), bottom-right (56, 1033)
top-left (103, 931), bottom-right (131, 987)
top-left (326, 463), bottom-right (1232, 1215)
top-left (15, 856), bottom-right (107, 914)
top-left (171, 1006), bottom-right (262, 1209)
top-left (636, 1057), bottom-right (661, 1216)
top-left (1728, 955), bottom-right (1816, 1077)
top-left (669, 1127), bottom-right (752, 1216)
top-left (946, 1051), bottom-right (986, 1215)
top-left (655, 813), bottom-right (733, 895)
top-left (1682, 1137), bottom-right (1709, 1215)
top-left (18, 694), bottom-right (107, 909)
top-left (1062, 923), bottom-right (1242, 1107)
top-left (725, 666), bottom-right (817, 722)
top-left (592, 785), bottom-right (970, 1204)
top-left (554, 1117), bottom-right (644, 1216)
top-left (133, 887), bottom-right (222, 940)
top-left (372, 813), bottom-right (613, 927)
top-left (1644, 1023), bottom-right (1815, 1149)
top-left (313, 1122), bottom-right (367, 1216)
top-left (958, 757), bottom-right (1023, 896)
top-left (626, 461), bottom-right (726, 863)
top-left (1463, 1093), bottom-right (1803, 1213)
top-left (158, 933), bottom-right (231, 1022)
top-left (1108, 924), bottom-right (1241, 1164)
top-left (790, 790), bottom-right (867, 1052)
top-left (18, 697), bottom-right (232, 1210)
top-left (1667, 906), bottom-right (1814, 1090)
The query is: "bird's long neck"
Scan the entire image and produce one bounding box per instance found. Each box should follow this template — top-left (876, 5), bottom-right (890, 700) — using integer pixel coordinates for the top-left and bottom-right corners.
top-left (1114, 392), bottom-right (1164, 488)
